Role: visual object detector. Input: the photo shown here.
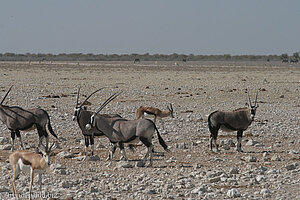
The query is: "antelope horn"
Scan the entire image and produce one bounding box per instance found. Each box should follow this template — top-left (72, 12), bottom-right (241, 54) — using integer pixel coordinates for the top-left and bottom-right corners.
top-left (247, 89), bottom-right (252, 107)
top-left (78, 88), bottom-right (104, 108)
top-left (95, 91), bottom-right (122, 115)
top-left (169, 103), bottom-right (173, 111)
top-left (49, 142), bottom-right (55, 151)
top-left (0, 85), bottom-right (13, 105)
top-left (254, 91), bottom-right (258, 107)
top-left (38, 143), bottom-right (47, 154)
top-left (75, 87), bottom-right (81, 107)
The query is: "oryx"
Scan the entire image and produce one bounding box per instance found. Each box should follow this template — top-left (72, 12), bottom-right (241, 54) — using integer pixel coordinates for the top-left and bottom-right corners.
top-left (86, 92), bottom-right (170, 167)
top-left (208, 91), bottom-right (259, 152)
top-left (0, 86), bottom-right (58, 151)
top-left (72, 87), bottom-right (131, 161)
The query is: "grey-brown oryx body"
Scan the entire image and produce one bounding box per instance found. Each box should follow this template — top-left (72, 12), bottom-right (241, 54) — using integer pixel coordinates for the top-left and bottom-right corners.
top-left (72, 88), bottom-right (130, 161)
top-left (0, 86), bottom-right (57, 152)
top-left (208, 91), bottom-right (259, 152)
top-left (86, 92), bottom-right (169, 167)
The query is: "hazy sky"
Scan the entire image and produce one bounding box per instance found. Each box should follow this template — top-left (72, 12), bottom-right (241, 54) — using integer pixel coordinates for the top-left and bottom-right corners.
top-left (1, 0), bottom-right (299, 55)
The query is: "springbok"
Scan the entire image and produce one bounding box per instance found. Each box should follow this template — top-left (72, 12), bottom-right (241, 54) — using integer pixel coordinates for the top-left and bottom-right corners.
top-left (136, 103), bottom-right (174, 129)
top-left (9, 142), bottom-right (55, 200)
top-left (86, 92), bottom-right (170, 167)
top-left (0, 86), bottom-right (58, 151)
top-left (72, 87), bottom-right (130, 161)
top-left (208, 91), bottom-right (259, 152)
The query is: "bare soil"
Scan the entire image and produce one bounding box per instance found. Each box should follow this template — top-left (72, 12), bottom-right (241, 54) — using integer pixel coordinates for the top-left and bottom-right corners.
top-left (0, 61), bottom-right (299, 199)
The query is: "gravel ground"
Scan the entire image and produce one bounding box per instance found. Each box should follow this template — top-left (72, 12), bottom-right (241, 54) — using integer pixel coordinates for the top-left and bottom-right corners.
top-left (0, 61), bottom-right (299, 199)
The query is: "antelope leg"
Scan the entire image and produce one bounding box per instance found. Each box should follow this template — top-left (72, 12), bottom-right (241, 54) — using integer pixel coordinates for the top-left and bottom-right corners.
top-left (10, 131), bottom-right (16, 152)
top-left (119, 143), bottom-right (128, 161)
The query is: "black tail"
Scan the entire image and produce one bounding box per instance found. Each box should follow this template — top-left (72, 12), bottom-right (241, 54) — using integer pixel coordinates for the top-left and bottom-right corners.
top-left (208, 111), bottom-right (219, 137)
top-left (144, 118), bottom-right (169, 152)
top-left (48, 120), bottom-right (58, 138)
top-left (154, 123), bottom-right (169, 152)
top-left (44, 111), bottom-right (58, 138)
top-left (208, 112), bottom-right (214, 136)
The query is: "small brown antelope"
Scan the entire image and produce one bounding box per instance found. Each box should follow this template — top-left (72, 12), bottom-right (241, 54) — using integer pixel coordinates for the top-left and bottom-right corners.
top-left (208, 91), bottom-right (259, 152)
top-left (136, 103), bottom-right (174, 129)
top-left (9, 142), bottom-right (55, 200)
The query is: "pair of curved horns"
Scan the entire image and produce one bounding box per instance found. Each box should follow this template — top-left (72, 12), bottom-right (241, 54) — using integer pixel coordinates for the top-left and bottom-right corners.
top-left (39, 142), bottom-right (55, 153)
top-left (94, 91), bottom-right (122, 115)
top-left (0, 85), bottom-right (13, 105)
top-left (247, 89), bottom-right (258, 107)
top-left (75, 87), bottom-right (104, 108)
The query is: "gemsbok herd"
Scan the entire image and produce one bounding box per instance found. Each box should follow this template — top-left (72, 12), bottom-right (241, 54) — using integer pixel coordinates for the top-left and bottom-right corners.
top-left (0, 86), bottom-right (259, 199)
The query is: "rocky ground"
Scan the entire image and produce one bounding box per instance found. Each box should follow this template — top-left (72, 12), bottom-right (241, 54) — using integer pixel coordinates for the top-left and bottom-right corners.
top-left (0, 61), bottom-right (299, 199)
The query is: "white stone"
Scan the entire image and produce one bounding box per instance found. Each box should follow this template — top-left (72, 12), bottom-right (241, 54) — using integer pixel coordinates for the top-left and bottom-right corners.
top-left (87, 155), bottom-right (100, 161)
top-left (246, 139), bottom-right (259, 146)
top-left (227, 188), bottom-right (241, 198)
top-left (255, 175), bottom-right (266, 183)
top-left (230, 167), bottom-right (239, 174)
top-left (206, 171), bottom-right (222, 178)
top-left (118, 161), bottom-right (134, 168)
top-left (245, 156), bottom-right (257, 162)
top-left (260, 188), bottom-right (271, 198)
top-left (57, 151), bottom-right (75, 158)
top-left (271, 154), bottom-right (281, 161)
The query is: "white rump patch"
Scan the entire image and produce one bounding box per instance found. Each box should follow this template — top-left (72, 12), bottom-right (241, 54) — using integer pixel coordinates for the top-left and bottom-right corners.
top-left (18, 159), bottom-right (31, 173)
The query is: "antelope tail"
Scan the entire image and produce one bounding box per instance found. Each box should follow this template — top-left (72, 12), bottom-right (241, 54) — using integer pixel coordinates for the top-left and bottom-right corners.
top-left (44, 111), bottom-right (58, 138)
top-left (153, 123), bottom-right (169, 152)
top-left (208, 111), bottom-right (218, 136)
top-left (48, 120), bottom-right (58, 138)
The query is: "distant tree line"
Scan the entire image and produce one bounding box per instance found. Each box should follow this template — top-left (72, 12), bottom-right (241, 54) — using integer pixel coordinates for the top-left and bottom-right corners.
top-left (0, 52), bottom-right (298, 62)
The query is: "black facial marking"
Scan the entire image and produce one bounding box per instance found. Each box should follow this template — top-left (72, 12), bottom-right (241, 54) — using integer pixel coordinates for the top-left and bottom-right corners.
top-left (251, 106), bottom-right (256, 116)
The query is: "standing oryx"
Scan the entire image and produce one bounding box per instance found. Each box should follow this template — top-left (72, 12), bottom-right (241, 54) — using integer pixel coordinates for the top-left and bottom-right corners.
top-left (0, 86), bottom-right (58, 152)
top-left (86, 92), bottom-right (170, 167)
top-left (208, 91), bottom-right (259, 152)
top-left (72, 87), bottom-right (129, 161)
top-left (136, 103), bottom-right (174, 129)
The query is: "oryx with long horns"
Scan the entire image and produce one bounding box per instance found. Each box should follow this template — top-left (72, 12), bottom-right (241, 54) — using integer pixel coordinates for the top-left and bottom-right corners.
top-left (86, 92), bottom-right (170, 167)
top-left (208, 90), bottom-right (259, 152)
top-left (72, 87), bottom-right (130, 161)
top-left (0, 86), bottom-right (58, 152)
